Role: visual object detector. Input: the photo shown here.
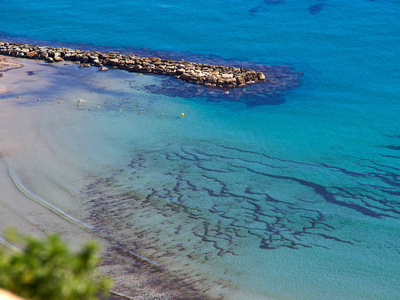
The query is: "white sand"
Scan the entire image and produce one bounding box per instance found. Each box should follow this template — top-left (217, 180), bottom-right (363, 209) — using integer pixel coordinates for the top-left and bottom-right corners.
top-left (0, 57), bottom-right (214, 300)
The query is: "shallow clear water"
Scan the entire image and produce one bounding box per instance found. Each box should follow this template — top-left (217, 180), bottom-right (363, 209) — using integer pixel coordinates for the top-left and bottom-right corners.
top-left (1, 0), bottom-right (400, 299)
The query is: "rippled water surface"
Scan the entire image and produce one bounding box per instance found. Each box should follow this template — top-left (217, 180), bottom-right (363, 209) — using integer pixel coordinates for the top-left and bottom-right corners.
top-left (1, 0), bottom-right (400, 299)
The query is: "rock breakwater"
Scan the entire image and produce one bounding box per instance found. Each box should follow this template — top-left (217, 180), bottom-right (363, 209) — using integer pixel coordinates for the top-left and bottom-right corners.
top-left (0, 41), bottom-right (266, 88)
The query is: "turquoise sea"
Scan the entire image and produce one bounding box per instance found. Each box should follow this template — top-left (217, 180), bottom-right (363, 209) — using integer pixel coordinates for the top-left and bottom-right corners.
top-left (1, 0), bottom-right (400, 299)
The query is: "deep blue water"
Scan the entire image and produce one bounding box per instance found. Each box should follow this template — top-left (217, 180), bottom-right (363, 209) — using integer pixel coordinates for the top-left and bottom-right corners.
top-left (1, 0), bottom-right (400, 299)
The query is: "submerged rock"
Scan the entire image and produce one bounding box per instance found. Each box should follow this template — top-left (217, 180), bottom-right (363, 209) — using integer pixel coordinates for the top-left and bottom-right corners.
top-left (0, 41), bottom-right (303, 105)
top-left (139, 63), bottom-right (302, 107)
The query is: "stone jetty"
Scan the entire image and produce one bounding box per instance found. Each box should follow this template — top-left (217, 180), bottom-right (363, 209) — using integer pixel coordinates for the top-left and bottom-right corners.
top-left (0, 41), bottom-right (266, 88)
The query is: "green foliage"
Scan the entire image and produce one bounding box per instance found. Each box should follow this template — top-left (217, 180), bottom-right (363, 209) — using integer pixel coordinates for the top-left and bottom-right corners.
top-left (0, 229), bottom-right (113, 300)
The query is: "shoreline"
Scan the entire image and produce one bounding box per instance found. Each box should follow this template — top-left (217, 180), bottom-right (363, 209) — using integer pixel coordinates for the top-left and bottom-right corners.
top-left (0, 38), bottom-right (303, 106)
top-left (0, 55), bottom-right (24, 93)
top-left (0, 41), bottom-right (266, 89)
top-left (0, 58), bottom-right (228, 300)
top-left (0, 55), bottom-right (24, 77)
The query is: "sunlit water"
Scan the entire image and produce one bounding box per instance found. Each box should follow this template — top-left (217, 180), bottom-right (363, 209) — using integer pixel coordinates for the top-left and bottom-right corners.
top-left (1, 0), bottom-right (400, 299)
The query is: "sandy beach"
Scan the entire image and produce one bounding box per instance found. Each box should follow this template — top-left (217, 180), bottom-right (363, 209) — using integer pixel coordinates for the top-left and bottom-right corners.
top-left (2, 1), bottom-right (400, 298)
top-left (0, 55), bottom-right (24, 93)
top-left (0, 55), bottom-right (24, 75)
top-left (0, 56), bottom-right (218, 300)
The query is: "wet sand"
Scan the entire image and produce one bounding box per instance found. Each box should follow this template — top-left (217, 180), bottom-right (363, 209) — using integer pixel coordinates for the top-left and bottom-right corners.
top-left (0, 57), bottom-right (217, 300)
top-left (0, 55), bottom-right (24, 93)
top-left (0, 55), bottom-right (24, 75)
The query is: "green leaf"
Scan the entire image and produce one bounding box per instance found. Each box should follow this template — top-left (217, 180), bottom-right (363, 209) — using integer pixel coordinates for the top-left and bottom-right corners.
top-left (0, 229), bottom-right (113, 300)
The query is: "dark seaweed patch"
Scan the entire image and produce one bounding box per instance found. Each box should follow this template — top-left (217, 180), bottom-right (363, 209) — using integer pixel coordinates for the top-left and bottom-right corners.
top-left (84, 141), bottom-right (400, 264)
top-left (249, 5), bottom-right (262, 15)
top-left (386, 145), bottom-right (400, 151)
top-left (309, 3), bottom-right (324, 15)
top-left (138, 64), bottom-right (302, 107)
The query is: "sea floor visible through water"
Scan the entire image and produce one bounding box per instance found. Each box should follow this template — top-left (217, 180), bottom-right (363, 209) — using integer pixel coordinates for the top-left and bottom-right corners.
top-left (0, 56), bottom-right (399, 299)
top-left (0, 0), bottom-right (400, 298)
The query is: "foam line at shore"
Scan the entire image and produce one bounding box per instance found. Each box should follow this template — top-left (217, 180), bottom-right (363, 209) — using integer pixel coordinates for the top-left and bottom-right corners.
top-left (0, 235), bottom-right (21, 253)
top-left (8, 167), bottom-right (163, 268)
top-left (8, 168), bottom-right (93, 231)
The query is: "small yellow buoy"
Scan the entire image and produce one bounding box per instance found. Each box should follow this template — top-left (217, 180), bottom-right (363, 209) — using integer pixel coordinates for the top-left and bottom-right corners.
top-left (162, 113), bottom-right (164, 116)
top-left (119, 108), bottom-right (121, 112)
top-left (97, 106), bottom-right (100, 109)
top-left (59, 101), bottom-right (62, 104)
top-left (17, 96), bottom-right (20, 98)
top-left (141, 111), bottom-right (143, 114)
top-left (181, 113), bottom-right (184, 118)
top-left (38, 98), bottom-right (41, 101)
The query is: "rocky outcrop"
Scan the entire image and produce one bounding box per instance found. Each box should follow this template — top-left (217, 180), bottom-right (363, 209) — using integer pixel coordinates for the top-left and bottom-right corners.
top-left (0, 41), bottom-right (265, 88)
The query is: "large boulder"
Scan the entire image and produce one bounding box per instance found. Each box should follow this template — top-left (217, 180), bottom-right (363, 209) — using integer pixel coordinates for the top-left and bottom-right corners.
top-left (108, 58), bottom-right (119, 66)
top-left (26, 52), bottom-right (37, 58)
top-left (257, 72), bottom-right (266, 80)
top-left (54, 56), bottom-right (64, 62)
